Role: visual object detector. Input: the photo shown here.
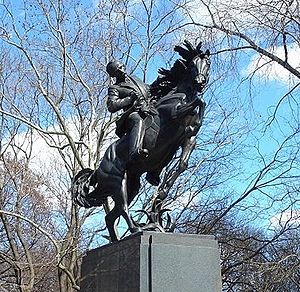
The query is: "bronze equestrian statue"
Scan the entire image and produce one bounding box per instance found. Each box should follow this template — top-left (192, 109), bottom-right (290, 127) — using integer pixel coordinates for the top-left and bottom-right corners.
top-left (71, 40), bottom-right (210, 242)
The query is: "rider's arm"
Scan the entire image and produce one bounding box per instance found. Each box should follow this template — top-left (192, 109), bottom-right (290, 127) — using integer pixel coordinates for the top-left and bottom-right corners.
top-left (107, 86), bottom-right (134, 113)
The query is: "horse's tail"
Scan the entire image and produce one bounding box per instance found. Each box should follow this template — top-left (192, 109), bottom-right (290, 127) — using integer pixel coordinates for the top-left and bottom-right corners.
top-left (71, 168), bottom-right (106, 208)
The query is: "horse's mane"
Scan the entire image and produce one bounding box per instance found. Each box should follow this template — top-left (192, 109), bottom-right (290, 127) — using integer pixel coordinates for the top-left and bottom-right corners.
top-left (150, 40), bottom-right (204, 98)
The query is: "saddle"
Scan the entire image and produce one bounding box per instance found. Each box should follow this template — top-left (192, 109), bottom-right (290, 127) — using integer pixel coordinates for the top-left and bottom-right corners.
top-left (115, 102), bottom-right (158, 138)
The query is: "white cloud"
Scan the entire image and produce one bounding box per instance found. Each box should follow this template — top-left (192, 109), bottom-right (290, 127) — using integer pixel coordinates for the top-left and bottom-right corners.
top-left (245, 44), bottom-right (300, 85)
top-left (11, 130), bottom-right (63, 173)
top-left (2, 116), bottom-right (117, 210)
top-left (6, 116), bottom-right (115, 171)
top-left (270, 210), bottom-right (300, 227)
top-left (185, 1), bottom-right (300, 85)
top-left (3, 115), bottom-right (116, 198)
top-left (188, 0), bottom-right (258, 26)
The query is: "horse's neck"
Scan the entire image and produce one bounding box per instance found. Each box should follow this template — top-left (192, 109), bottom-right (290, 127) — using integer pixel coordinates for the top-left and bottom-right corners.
top-left (175, 80), bottom-right (197, 102)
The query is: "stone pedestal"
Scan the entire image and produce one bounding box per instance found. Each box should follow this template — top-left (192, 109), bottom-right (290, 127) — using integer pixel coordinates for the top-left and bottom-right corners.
top-left (80, 232), bottom-right (221, 292)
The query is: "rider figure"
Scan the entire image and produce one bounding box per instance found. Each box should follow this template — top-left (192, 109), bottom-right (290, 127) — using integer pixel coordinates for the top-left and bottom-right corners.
top-left (106, 60), bottom-right (150, 161)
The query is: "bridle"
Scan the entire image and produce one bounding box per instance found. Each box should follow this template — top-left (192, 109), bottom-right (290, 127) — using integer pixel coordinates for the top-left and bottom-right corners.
top-left (191, 54), bottom-right (210, 87)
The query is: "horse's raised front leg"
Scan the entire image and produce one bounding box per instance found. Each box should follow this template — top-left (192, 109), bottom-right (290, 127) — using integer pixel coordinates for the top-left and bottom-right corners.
top-left (158, 135), bottom-right (197, 199)
top-left (160, 103), bottom-right (204, 192)
top-left (179, 135), bottom-right (197, 171)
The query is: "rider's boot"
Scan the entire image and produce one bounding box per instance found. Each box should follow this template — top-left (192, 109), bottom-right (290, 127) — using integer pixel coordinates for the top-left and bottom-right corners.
top-left (130, 148), bottom-right (149, 161)
top-left (128, 115), bottom-right (148, 161)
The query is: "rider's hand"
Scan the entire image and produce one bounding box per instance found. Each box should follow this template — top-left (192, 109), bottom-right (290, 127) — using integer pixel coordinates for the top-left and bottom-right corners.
top-left (133, 98), bottom-right (144, 109)
top-left (130, 91), bottom-right (143, 101)
top-left (130, 91), bottom-right (144, 108)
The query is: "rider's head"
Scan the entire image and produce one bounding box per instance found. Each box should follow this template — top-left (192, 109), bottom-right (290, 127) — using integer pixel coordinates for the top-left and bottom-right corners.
top-left (106, 60), bottom-right (125, 78)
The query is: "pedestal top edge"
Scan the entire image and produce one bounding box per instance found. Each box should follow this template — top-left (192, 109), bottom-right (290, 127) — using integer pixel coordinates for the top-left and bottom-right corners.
top-left (86, 232), bottom-right (218, 256)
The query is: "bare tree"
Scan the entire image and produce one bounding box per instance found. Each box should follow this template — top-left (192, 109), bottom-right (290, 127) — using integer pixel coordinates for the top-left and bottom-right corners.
top-left (0, 0), bottom-right (187, 290)
top-left (1, 0), bottom-right (298, 291)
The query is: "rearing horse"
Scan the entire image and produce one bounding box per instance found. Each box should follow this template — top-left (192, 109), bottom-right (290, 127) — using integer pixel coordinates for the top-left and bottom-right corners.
top-left (71, 41), bottom-right (210, 241)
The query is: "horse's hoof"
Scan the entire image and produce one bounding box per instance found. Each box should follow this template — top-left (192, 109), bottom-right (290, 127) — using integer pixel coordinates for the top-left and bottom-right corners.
top-left (146, 172), bottom-right (160, 186)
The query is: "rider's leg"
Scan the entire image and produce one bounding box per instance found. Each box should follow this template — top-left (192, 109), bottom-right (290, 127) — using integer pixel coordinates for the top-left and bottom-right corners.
top-left (127, 112), bottom-right (148, 160)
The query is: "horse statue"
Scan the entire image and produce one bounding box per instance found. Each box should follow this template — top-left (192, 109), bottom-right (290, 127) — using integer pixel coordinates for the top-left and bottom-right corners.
top-left (71, 40), bottom-right (210, 242)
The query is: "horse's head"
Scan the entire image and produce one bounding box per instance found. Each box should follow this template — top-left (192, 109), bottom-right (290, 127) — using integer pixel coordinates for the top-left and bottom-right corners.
top-left (172, 40), bottom-right (210, 93)
top-left (190, 51), bottom-right (210, 92)
top-left (151, 40), bottom-right (210, 99)
top-left (169, 40), bottom-right (211, 91)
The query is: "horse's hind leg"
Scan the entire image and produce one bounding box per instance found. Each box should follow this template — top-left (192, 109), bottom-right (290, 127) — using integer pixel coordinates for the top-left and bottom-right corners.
top-left (105, 206), bottom-right (120, 242)
top-left (119, 201), bottom-right (141, 234)
top-left (106, 174), bottom-right (141, 241)
top-left (105, 202), bottom-right (134, 242)
top-left (118, 173), bottom-right (141, 234)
